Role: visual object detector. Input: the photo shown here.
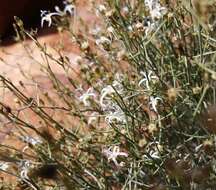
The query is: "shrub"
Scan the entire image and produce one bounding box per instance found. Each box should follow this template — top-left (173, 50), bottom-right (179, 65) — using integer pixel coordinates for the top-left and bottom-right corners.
top-left (0, 0), bottom-right (216, 189)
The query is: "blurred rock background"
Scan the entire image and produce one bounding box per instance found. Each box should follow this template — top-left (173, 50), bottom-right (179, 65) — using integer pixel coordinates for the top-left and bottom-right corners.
top-left (0, 0), bottom-right (61, 38)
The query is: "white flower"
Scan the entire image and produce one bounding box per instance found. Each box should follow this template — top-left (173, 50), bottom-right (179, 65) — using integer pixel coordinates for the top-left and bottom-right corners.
top-left (22, 136), bottom-right (42, 146)
top-left (95, 36), bottom-right (111, 46)
top-left (150, 7), bottom-right (166, 20)
top-left (22, 136), bottom-right (42, 153)
top-left (143, 0), bottom-right (166, 35)
top-left (98, 4), bottom-right (106, 12)
top-left (100, 85), bottom-right (115, 107)
top-left (144, 21), bottom-right (155, 35)
top-left (149, 96), bottom-right (162, 113)
top-left (90, 26), bottom-right (101, 35)
top-left (19, 160), bottom-right (38, 190)
top-left (0, 162), bottom-right (9, 171)
top-left (105, 102), bottom-right (126, 124)
top-left (19, 160), bottom-right (31, 179)
top-left (107, 26), bottom-right (118, 40)
top-left (143, 141), bottom-right (162, 160)
top-left (135, 22), bottom-right (144, 29)
top-left (41, 2), bottom-right (75, 28)
top-left (96, 4), bottom-right (107, 16)
top-left (138, 71), bottom-right (158, 90)
top-left (149, 150), bottom-right (160, 159)
top-left (103, 146), bottom-right (128, 166)
top-left (143, 150), bottom-right (160, 160)
top-left (55, 1), bottom-right (75, 16)
top-left (63, 1), bottom-right (75, 15)
top-left (41, 11), bottom-right (62, 27)
top-left (100, 80), bottom-right (124, 107)
top-left (88, 112), bottom-right (98, 125)
top-left (100, 75), bottom-right (126, 124)
top-left (107, 26), bottom-right (115, 34)
top-left (79, 87), bottom-right (96, 106)
top-left (127, 25), bottom-right (133, 31)
top-left (144, 0), bottom-right (167, 20)
top-left (122, 6), bottom-right (129, 14)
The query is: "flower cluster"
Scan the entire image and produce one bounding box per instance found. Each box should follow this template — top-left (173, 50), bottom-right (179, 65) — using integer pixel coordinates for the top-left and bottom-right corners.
top-left (76, 75), bottom-right (126, 125)
top-left (141, 0), bottom-right (167, 35)
top-left (99, 75), bottom-right (127, 124)
top-left (41, 1), bottom-right (75, 27)
top-left (100, 78), bottom-right (124, 108)
top-left (1, 0), bottom-right (215, 189)
top-left (138, 71), bottom-right (162, 113)
top-left (144, 0), bottom-right (167, 20)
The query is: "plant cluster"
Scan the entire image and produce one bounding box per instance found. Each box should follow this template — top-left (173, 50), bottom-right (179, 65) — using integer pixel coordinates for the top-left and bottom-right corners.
top-left (0, 0), bottom-right (216, 189)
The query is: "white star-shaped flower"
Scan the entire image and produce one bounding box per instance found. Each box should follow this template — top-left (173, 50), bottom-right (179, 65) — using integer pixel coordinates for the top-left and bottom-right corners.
top-left (22, 136), bottom-right (42, 146)
top-left (54, 2), bottom-right (75, 16)
top-left (41, 2), bottom-right (75, 28)
top-left (19, 160), bottom-right (38, 190)
top-left (95, 36), bottom-right (111, 46)
top-left (103, 146), bottom-right (128, 166)
top-left (104, 102), bottom-right (126, 124)
top-left (150, 6), bottom-right (166, 19)
top-left (100, 80), bottom-right (124, 108)
top-left (100, 85), bottom-right (115, 107)
top-left (0, 162), bottom-right (9, 171)
top-left (138, 71), bottom-right (158, 90)
top-left (63, 3), bottom-right (75, 15)
top-left (41, 11), bottom-right (62, 27)
top-left (144, 0), bottom-right (167, 20)
top-left (19, 160), bottom-right (31, 180)
top-left (149, 96), bottom-right (162, 113)
top-left (87, 112), bottom-right (98, 125)
top-left (79, 87), bottom-right (96, 106)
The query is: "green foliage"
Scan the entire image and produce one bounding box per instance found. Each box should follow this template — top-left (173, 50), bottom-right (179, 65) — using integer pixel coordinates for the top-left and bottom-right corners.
top-left (0, 0), bottom-right (216, 189)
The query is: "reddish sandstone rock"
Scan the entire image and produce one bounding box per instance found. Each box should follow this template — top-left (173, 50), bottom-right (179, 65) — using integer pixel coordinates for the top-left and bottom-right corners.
top-left (0, 0), bottom-right (98, 141)
top-left (0, 0), bottom-right (98, 184)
